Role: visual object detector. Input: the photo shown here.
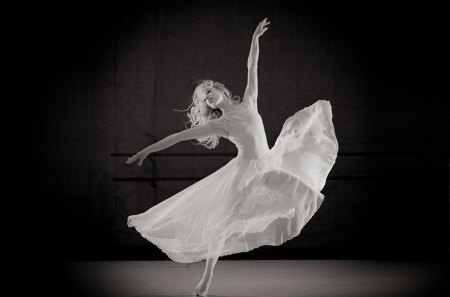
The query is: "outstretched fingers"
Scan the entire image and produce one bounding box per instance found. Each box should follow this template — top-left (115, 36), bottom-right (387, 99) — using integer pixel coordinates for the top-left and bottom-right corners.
top-left (254, 18), bottom-right (270, 39)
top-left (260, 17), bottom-right (270, 27)
top-left (126, 155), bottom-right (136, 164)
top-left (126, 153), bottom-right (145, 166)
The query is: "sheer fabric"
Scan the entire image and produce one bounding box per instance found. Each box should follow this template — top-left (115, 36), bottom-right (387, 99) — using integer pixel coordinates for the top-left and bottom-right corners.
top-left (128, 100), bottom-right (339, 263)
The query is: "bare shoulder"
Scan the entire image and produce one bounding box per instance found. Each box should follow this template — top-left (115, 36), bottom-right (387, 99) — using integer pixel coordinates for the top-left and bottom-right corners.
top-left (242, 89), bottom-right (256, 103)
top-left (242, 91), bottom-right (258, 108)
top-left (240, 97), bottom-right (257, 113)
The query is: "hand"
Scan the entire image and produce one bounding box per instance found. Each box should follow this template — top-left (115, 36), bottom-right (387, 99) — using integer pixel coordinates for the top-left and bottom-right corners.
top-left (252, 18), bottom-right (270, 40)
top-left (126, 149), bottom-right (150, 167)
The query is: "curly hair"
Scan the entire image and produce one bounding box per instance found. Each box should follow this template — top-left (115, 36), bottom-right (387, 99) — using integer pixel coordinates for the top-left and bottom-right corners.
top-left (174, 79), bottom-right (242, 149)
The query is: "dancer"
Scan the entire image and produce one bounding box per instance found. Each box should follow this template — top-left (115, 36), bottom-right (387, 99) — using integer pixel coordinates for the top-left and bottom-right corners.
top-left (126, 18), bottom-right (338, 297)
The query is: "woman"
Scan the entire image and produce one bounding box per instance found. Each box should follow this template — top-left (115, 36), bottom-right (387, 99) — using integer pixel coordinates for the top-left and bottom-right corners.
top-left (126, 18), bottom-right (338, 297)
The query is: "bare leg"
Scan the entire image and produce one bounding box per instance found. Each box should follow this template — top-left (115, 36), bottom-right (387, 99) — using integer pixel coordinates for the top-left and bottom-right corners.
top-left (193, 256), bottom-right (218, 296)
top-left (204, 255), bottom-right (219, 276)
top-left (193, 235), bottom-right (225, 296)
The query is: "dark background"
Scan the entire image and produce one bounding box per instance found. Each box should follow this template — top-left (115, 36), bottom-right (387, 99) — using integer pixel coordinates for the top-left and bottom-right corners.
top-left (22, 0), bottom-right (448, 262)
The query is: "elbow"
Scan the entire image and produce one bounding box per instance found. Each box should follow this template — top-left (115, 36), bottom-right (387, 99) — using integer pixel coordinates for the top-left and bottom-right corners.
top-left (247, 61), bottom-right (258, 69)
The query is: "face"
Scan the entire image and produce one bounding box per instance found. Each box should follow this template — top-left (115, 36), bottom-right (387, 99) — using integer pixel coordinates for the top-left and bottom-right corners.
top-left (193, 87), bottom-right (213, 123)
top-left (203, 86), bottom-right (225, 109)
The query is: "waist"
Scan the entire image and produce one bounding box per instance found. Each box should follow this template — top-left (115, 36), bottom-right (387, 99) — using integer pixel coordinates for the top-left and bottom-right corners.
top-left (236, 145), bottom-right (271, 161)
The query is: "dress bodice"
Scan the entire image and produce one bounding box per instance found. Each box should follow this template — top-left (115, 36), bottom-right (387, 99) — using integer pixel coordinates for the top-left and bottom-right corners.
top-left (219, 101), bottom-right (270, 160)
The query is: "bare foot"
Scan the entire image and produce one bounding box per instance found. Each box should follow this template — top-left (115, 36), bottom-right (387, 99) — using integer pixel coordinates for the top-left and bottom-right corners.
top-left (192, 273), bottom-right (213, 297)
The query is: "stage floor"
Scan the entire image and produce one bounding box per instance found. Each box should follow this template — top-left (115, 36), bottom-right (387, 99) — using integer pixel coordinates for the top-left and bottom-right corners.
top-left (54, 260), bottom-right (448, 297)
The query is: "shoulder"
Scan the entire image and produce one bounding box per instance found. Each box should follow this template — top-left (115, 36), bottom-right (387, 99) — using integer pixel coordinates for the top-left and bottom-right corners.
top-left (240, 99), bottom-right (257, 113)
top-left (241, 93), bottom-right (257, 111)
top-left (243, 88), bottom-right (257, 104)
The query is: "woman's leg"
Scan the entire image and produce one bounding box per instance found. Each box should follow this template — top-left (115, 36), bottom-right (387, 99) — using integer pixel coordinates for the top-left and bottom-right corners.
top-left (193, 235), bottom-right (226, 296)
top-left (204, 255), bottom-right (219, 278)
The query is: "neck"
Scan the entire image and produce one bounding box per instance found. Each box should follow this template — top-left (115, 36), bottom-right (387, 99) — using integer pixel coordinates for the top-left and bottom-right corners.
top-left (218, 97), bottom-right (235, 114)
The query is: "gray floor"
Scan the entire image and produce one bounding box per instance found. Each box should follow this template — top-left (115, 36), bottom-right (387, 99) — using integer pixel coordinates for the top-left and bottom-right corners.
top-left (60, 260), bottom-right (447, 297)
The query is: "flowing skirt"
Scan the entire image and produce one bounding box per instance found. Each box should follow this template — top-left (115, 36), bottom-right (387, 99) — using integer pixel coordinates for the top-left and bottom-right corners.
top-left (127, 100), bottom-right (339, 263)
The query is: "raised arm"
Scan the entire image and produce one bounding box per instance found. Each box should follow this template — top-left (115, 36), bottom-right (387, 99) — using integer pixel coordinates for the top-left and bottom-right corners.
top-left (126, 119), bottom-right (226, 166)
top-left (243, 18), bottom-right (270, 108)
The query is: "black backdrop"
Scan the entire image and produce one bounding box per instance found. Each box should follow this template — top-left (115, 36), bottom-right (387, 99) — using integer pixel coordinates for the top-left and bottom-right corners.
top-left (19, 0), bottom-right (449, 262)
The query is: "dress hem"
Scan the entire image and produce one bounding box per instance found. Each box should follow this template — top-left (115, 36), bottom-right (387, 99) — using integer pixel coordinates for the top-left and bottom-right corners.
top-left (128, 191), bottom-right (325, 264)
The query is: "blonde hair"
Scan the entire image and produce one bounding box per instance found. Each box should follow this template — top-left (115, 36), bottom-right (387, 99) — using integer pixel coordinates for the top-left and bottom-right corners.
top-left (174, 79), bottom-right (242, 149)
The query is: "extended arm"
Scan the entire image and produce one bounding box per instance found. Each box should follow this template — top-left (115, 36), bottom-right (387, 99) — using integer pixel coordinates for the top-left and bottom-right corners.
top-left (243, 18), bottom-right (270, 106)
top-left (126, 119), bottom-right (225, 166)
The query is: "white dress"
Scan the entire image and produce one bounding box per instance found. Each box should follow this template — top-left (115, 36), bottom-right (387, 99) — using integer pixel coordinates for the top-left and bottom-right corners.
top-left (127, 98), bottom-right (339, 263)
